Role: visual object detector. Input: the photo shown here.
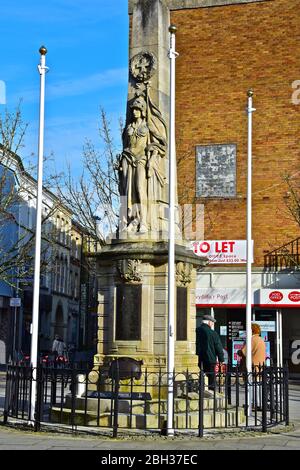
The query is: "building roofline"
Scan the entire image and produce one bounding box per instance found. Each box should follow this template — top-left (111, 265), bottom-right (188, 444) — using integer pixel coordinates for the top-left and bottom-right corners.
top-left (0, 143), bottom-right (73, 217)
top-left (128, 0), bottom-right (271, 14)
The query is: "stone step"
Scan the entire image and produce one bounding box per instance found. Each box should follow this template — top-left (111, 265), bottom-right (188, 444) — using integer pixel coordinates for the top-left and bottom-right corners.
top-left (51, 406), bottom-right (246, 430)
top-left (64, 393), bottom-right (226, 415)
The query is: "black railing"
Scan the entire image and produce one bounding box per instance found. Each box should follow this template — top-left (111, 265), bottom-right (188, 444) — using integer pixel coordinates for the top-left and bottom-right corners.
top-left (3, 363), bottom-right (289, 438)
top-left (264, 237), bottom-right (300, 272)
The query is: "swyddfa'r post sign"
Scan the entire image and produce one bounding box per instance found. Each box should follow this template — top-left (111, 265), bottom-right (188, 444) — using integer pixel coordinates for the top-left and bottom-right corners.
top-left (192, 240), bottom-right (254, 264)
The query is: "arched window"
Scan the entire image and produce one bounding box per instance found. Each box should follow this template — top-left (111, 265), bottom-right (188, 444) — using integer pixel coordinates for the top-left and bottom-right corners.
top-left (54, 304), bottom-right (64, 339)
top-left (56, 216), bottom-right (61, 242)
top-left (53, 257), bottom-right (59, 292)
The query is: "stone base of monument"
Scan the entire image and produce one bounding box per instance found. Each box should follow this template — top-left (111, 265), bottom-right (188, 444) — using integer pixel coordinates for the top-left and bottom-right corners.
top-left (92, 240), bottom-right (206, 393)
top-left (88, 359), bottom-right (201, 401)
top-left (50, 391), bottom-right (246, 430)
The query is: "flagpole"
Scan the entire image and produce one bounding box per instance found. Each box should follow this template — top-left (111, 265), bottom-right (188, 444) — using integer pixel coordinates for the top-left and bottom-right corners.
top-left (167, 24), bottom-right (178, 436)
top-left (246, 89), bottom-right (255, 416)
top-left (29, 46), bottom-right (48, 425)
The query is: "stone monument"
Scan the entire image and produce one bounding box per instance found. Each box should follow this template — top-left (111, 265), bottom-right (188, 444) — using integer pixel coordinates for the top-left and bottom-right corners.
top-left (91, 0), bottom-right (206, 378)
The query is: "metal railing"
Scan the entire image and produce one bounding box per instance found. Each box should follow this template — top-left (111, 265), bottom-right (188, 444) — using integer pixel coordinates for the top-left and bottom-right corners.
top-left (3, 364), bottom-right (289, 437)
top-left (264, 237), bottom-right (300, 272)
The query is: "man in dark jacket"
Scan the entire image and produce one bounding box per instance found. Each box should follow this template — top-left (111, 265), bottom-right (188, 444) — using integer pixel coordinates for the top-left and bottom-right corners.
top-left (196, 315), bottom-right (224, 390)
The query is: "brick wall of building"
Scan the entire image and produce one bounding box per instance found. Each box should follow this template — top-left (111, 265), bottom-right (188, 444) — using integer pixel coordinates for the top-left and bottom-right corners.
top-left (171, 0), bottom-right (300, 266)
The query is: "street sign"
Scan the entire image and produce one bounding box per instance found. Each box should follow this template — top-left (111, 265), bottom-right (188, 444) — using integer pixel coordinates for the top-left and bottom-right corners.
top-left (10, 298), bottom-right (21, 308)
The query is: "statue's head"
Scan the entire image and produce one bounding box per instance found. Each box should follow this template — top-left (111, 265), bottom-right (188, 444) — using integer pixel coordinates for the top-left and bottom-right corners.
top-left (130, 96), bottom-right (147, 118)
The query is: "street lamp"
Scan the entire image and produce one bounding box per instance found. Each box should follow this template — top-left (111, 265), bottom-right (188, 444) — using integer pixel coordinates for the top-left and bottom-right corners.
top-left (167, 24), bottom-right (178, 436)
top-left (246, 89), bottom-right (256, 416)
top-left (29, 46), bottom-right (49, 425)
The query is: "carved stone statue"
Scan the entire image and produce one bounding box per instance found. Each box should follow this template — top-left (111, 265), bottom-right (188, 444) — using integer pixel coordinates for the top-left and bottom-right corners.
top-left (117, 52), bottom-right (168, 235)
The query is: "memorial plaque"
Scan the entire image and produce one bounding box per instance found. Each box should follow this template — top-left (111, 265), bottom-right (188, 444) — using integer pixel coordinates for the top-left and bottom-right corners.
top-left (116, 285), bottom-right (142, 341)
top-left (177, 287), bottom-right (188, 341)
top-left (196, 144), bottom-right (237, 198)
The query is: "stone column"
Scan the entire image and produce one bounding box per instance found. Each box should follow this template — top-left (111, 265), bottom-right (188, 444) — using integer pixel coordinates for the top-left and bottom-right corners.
top-left (129, 0), bottom-right (170, 128)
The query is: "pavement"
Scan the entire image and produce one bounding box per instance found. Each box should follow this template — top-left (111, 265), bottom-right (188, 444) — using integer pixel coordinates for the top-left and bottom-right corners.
top-left (0, 424), bottom-right (299, 450)
top-left (0, 372), bottom-right (299, 450)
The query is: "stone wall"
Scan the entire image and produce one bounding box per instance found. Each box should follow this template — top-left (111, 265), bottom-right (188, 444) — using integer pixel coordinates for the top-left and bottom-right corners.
top-left (171, 0), bottom-right (299, 266)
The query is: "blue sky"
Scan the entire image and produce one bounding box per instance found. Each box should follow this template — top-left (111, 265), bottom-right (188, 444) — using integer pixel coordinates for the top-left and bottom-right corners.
top-left (0, 0), bottom-right (129, 176)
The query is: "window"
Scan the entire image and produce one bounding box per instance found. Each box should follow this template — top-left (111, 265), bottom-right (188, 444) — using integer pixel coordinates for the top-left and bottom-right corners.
top-left (56, 216), bottom-right (61, 242)
top-left (64, 258), bottom-right (68, 294)
top-left (28, 197), bottom-right (34, 230)
top-left (71, 236), bottom-right (77, 257)
top-left (60, 255), bottom-right (64, 293)
top-left (75, 237), bottom-right (80, 258)
top-left (74, 273), bottom-right (79, 299)
top-left (54, 257), bottom-right (60, 292)
top-left (70, 270), bottom-right (74, 297)
top-left (61, 218), bottom-right (65, 244)
top-left (196, 144), bottom-right (237, 198)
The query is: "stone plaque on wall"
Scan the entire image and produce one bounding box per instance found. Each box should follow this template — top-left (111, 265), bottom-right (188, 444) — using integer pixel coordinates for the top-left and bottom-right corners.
top-left (196, 144), bottom-right (237, 198)
top-left (116, 285), bottom-right (142, 341)
top-left (177, 287), bottom-right (188, 341)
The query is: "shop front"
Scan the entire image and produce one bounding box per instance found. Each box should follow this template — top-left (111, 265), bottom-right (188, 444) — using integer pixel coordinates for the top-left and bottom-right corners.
top-left (196, 287), bottom-right (300, 376)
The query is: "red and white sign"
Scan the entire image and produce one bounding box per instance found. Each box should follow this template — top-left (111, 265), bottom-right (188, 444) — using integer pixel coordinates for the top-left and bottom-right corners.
top-left (269, 291), bottom-right (284, 302)
top-left (288, 291), bottom-right (300, 303)
top-left (192, 240), bottom-right (253, 264)
top-left (260, 289), bottom-right (300, 307)
top-left (196, 288), bottom-right (256, 307)
top-left (196, 288), bottom-right (300, 308)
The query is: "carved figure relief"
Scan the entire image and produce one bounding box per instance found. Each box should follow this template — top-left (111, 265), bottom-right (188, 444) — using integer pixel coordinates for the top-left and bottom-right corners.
top-left (176, 262), bottom-right (193, 287)
top-left (117, 259), bottom-right (143, 283)
top-left (116, 52), bottom-right (168, 235)
top-left (130, 52), bottom-right (157, 82)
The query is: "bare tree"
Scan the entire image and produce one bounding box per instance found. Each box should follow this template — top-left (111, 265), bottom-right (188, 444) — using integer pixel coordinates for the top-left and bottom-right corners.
top-left (53, 108), bottom-right (121, 246)
top-left (284, 173), bottom-right (300, 227)
top-left (0, 104), bottom-right (59, 288)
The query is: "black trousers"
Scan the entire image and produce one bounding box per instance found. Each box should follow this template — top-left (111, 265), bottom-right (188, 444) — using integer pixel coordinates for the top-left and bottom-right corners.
top-left (202, 363), bottom-right (216, 390)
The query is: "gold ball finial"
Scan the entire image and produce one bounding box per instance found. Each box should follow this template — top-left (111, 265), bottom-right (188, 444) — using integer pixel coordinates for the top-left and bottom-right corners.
top-left (39, 46), bottom-right (47, 56)
top-left (169, 24), bottom-right (177, 35)
top-left (247, 89), bottom-right (254, 98)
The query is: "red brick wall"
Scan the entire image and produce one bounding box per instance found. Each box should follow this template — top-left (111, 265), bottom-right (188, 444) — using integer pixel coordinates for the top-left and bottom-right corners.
top-left (172, 0), bottom-right (300, 265)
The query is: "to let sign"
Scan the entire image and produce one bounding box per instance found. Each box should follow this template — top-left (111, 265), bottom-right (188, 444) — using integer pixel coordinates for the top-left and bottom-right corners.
top-left (192, 240), bottom-right (254, 264)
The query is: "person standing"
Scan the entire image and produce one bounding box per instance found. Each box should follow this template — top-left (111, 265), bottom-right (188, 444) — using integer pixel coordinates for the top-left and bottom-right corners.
top-left (239, 323), bottom-right (266, 369)
top-left (196, 315), bottom-right (224, 390)
top-left (238, 323), bottom-right (266, 409)
top-left (52, 334), bottom-right (66, 358)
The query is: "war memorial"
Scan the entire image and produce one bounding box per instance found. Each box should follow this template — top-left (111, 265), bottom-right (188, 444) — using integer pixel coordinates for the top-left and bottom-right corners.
top-left (4, 0), bottom-right (291, 436)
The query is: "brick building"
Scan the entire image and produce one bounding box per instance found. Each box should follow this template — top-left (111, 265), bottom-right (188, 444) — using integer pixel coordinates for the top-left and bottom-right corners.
top-left (172, 0), bottom-right (299, 374)
top-left (128, 0), bottom-right (300, 373)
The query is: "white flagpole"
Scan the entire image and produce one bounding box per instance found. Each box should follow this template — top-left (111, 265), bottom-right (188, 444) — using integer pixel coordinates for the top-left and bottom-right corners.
top-left (246, 89), bottom-right (255, 416)
top-left (167, 24), bottom-right (178, 436)
top-left (29, 46), bottom-right (48, 424)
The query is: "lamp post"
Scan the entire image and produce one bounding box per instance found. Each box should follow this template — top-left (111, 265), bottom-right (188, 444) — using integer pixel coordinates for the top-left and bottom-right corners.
top-left (246, 89), bottom-right (255, 416)
top-left (29, 46), bottom-right (48, 425)
top-left (167, 24), bottom-right (178, 436)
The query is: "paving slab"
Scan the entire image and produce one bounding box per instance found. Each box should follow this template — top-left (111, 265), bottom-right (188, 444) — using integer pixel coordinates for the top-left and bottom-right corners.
top-left (0, 382), bottom-right (299, 450)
